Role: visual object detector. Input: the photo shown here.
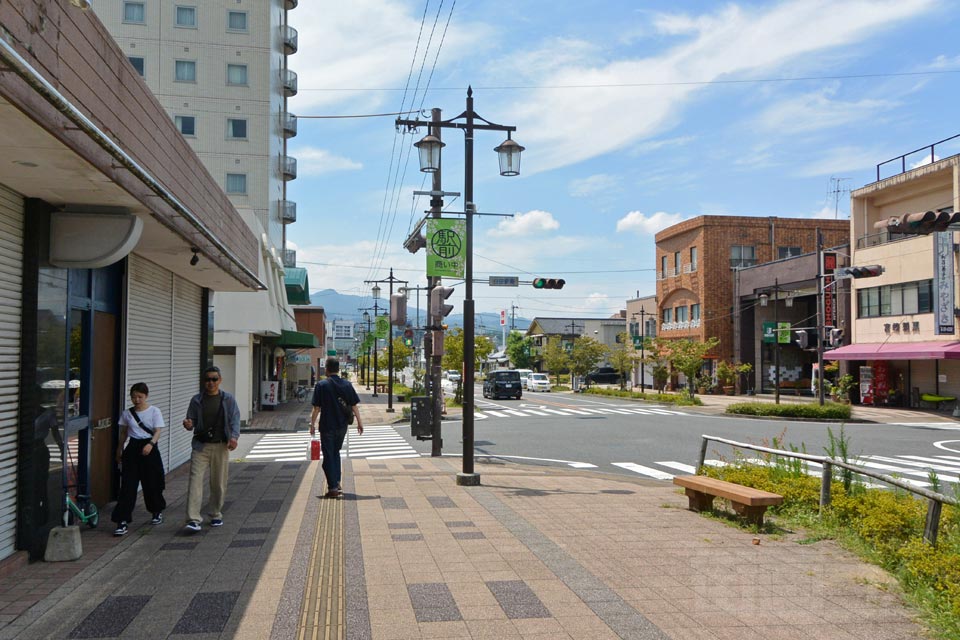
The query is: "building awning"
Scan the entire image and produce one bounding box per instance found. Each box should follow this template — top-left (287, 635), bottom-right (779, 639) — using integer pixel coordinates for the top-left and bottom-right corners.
top-left (284, 267), bottom-right (311, 305)
top-left (826, 341), bottom-right (960, 361)
top-left (278, 329), bottom-right (318, 349)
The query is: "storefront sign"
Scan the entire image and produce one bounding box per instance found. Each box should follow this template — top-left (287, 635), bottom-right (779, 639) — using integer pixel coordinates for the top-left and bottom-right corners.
top-left (763, 321), bottom-right (791, 344)
top-left (934, 231), bottom-right (955, 335)
top-left (823, 252), bottom-right (836, 328)
top-left (778, 321), bottom-right (791, 344)
top-left (762, 322), bottom-right (775, 343)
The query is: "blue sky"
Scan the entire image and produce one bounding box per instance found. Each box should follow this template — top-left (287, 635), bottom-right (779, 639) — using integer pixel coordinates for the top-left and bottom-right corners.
top-left (287, 0), bottom-right (959, 320)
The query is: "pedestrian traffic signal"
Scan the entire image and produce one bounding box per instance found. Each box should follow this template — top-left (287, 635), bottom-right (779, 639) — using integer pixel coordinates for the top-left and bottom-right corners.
top-left (390, 293), bottom-right (407, 326)
top-left (836, 265), bottom-right (884, 279)
top-left (430, 286), bottom-right (454, 318)
top-left (829, 327), bottom-right (844, 347)
top-left (795, 330), bottom-right (809, 349)
top-left (532, 277), bottom-right (565, 290)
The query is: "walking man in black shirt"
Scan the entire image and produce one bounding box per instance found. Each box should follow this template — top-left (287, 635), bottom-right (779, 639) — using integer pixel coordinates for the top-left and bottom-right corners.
top-left (310, 358), bottom-right (362, 497)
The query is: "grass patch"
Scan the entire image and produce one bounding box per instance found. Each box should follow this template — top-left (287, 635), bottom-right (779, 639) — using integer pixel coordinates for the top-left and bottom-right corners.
top-left (582, 387), bottom-right (703, 406)
top-left (702, 443), bottom-right (960, 639)
top-left (725, 401), bottom-right (851, 420)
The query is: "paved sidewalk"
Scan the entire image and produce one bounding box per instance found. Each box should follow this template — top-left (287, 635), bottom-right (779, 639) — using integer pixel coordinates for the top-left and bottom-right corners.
top-left (0, 393), bottom-right (931, 639)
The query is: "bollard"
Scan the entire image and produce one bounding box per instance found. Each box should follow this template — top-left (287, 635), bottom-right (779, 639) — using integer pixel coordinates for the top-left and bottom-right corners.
top-left (697, 438), bottom-right (708, 475)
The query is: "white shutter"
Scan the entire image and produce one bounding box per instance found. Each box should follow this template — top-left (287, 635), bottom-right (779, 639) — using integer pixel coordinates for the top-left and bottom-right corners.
top-left (0, 185), bottom-right (23, 560)
top-left (170, 278), bottom-right (202, 467)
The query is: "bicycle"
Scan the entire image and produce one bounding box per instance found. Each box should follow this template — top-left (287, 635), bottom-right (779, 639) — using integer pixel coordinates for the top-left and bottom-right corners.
top-left (63, 491), bottom-right (99, 528)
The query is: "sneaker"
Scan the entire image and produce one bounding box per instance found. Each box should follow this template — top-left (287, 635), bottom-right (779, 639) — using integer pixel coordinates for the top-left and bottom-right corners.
top-left (210, 518), bottom-right (223, 527)
top-left (151, 513), bottom-right (163, 525)
top-left (185, 521), bottom-right (201, 533)
top-left (113, 522), bottom-right (128, 537)
top-left (325, 489), bottom-right (342, 498)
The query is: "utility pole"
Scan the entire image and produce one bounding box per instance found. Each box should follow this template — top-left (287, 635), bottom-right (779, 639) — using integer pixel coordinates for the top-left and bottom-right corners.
top-left (816, 228), bottom-right (826, 405)
top-left (510, 302), bottom-right (519, 330)
top-left (365, 269), bottom-right (408, 412)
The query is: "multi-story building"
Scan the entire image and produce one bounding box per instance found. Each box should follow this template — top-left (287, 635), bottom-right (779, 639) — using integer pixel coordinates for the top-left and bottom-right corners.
top-left (827, 144), bottom-right (960, 406)
top-left (655, 216), bottom-right (848, 379)
top-left (525, 316), bottom-right (627, 372)
top-left (93, 0), bottom-right (304, 423)
top-left (625, 294), bottom-right (657, 388)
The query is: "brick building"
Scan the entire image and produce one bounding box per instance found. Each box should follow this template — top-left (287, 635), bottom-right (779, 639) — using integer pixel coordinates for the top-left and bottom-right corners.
top-left (655, 216), bottom-right (849, 377)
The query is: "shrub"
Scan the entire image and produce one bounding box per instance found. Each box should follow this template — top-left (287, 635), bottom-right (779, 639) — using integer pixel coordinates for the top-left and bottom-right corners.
top-left (582, 387), bottom-right (702, 406)
top-left (725, 402), bottom-right (850, 420)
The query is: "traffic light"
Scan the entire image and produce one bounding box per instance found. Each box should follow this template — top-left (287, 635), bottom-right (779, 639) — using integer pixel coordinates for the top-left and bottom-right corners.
top-left (532, 277), bottom-right (565, 290)
top-left (390, 293), bottom-right (407, 326)
top-left (403, 327), bottom-right (414, 347)
top-left (874, 210), bottom-right (960, 235)
top-left (796, 330), bottom-right (809, 349)
top-left (837, 265), bottom-right (884, 279)
top-left (430, 286), bottom-right (454, 318)
top-left (829, 328), bottom-right (844, 347)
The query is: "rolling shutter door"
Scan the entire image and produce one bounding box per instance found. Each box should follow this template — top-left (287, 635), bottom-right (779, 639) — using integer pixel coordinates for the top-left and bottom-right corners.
top-left (0, 185), bottom-right (23, 560)
top-left (169, 278), bottom-right (202, 468)
top-left (126, 255), bottom-right (202, 471)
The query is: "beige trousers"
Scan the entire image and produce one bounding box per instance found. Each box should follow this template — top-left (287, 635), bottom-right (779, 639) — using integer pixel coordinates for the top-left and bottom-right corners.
top-left (185, 442), bottom-right (230, 524)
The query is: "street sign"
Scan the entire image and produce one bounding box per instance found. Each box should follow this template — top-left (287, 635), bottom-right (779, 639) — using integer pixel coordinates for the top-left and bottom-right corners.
top-left (375, 315), bottom-right (389, 339)
top-left (500, 310), bottom-right (506, 326)
top-left (778, 321), bottom-right (791, 344)
top-left (488, 276), bottom-right (519, 287)
top-left (426, 219), bottom-right (465, 278)
top-left (326, 350), bottom-right (337, 356)
top-left (764, 322), bottom-right (792, 344)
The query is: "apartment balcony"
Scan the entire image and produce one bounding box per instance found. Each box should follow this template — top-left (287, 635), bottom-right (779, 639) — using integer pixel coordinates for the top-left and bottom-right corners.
top-left (281, 112), bottom-right (297, 138)
top-left (282, 25), bottom-right (299, 55)
top-left (281, 155), bottom-right (297, 181)
top-left (280, 200), bottom-right (297, 224)
top-left (285, 0), bottom-right (297, 9)
top-left (282, 69), bottom-right (298, 97)
top-left (282, 249), bottom-right (296, 268)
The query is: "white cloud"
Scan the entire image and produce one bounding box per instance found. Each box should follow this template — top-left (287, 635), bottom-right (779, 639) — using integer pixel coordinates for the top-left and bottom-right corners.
top-left (910, 153), bottom-right (940, 169)
top-left (569, 174), bottom-right (620, 197)
top-left (293, 147), bottom-right (363, 175)
top-left (488, 210), bottom-right (560, 237)
top-left (756, 88), bottom-right (897, 134)
top-left (290, 0), bottom-right (490, 111)
top-left (795, 145), bottom-right (882, 177)
top-left (616, 211), bottom-right (689, 235)
top-left (808, 204), bottom-right (846, 220)
top-left (506, 0), bottom-right (935, 174)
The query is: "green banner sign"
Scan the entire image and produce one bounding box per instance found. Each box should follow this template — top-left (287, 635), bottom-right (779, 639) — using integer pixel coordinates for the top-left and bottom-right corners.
top-left (763, 321), bottom-right (792, 344)
top-left (375, 315), bottom-right (389, 339)
top-left (362, 334), bottom-right (375, 350)
top-left (427, 219), bottom-right (466, 278)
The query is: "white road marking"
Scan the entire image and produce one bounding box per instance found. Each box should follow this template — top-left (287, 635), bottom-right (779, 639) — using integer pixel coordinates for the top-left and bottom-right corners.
top-left (655, 461), bottom-right (697, 474)
top-left (611, 462), bottom-right (675, 480)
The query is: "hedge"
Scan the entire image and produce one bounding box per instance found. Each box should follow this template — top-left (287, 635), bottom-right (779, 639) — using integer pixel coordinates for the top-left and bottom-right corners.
top-left (725, 401), bottom-right (851, 420)
top-left (582, 387), bottom-right (702, 406)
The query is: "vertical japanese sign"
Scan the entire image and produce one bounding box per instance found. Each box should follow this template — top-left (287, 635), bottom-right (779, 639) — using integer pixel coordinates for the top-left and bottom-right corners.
top-left (822, 252), bottom-right (837, 328)
top-left (934, 231), bottom-right (955, 335)
top-left (375, 315), bottom-right (389, 339)
top-left (500, 310), bottom-right (506, 326)
top-left (427, 219), bottom-right (466, 278)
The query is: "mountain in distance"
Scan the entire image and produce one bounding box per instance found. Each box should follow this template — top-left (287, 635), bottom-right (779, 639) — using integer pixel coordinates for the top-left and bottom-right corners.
top-left (308, 288), bottom-right (532, 332)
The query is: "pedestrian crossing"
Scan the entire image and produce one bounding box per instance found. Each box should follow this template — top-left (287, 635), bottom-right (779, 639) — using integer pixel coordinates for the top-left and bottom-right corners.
top-left (611, 453), bottom-right (960, 489)
top-left (475, 404), bottom-right (691, 420)
top-left (244, 425), bottom-right (420, 462)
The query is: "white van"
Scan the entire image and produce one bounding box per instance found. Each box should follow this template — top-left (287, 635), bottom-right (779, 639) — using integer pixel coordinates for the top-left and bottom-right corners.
top-left (516, 369), bottom-right (534, 389)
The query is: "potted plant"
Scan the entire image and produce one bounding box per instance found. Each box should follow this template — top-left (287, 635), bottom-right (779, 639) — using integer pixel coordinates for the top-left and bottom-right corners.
top-left (831, 374), bottom-right (857, 403)
top-left (694, 373), bottom-right (711, 395)
top-left (716, 361), bottom-right (737, 395)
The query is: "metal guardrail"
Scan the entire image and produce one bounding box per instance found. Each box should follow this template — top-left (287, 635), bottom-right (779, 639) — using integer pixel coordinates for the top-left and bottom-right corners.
top-left (697, 434), bottom-right (958, 545)
top-left (876, 133), bottom-right (960, 182)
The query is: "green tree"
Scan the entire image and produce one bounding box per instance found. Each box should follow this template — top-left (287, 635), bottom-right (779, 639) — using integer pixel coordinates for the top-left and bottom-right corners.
top-left (668, 337), bottom-right (720, 395)
top-left (569, 336), bottom-right (608, 383)
top-left (388, 337), bottom-right (413, 379)
top-left (441, 328), bottom-right (495, 372)
top-left (541, 336), bottom-right (569, 385)
top-left (608, 332), bottom-right (636, 390)
top-left (506, 331), bottom-right (533, 369)
top-left (644, 337), bottom-right (673, 393)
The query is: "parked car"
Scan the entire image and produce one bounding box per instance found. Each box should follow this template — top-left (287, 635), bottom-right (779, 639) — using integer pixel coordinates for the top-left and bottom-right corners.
top-left (584, 367), bottom-right (622, 385)
top-left (443, 370), bottom-right (462, 383)
top-left (516, 369), bottom-right (533, 389)
top-left (527, 373), bottom-right (551, 392)
top-left (483, 370), bottom-right (522, 399)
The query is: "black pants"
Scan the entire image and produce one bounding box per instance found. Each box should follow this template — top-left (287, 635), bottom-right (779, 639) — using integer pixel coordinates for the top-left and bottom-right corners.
top-left (111, 438), bottom-right (166, 523)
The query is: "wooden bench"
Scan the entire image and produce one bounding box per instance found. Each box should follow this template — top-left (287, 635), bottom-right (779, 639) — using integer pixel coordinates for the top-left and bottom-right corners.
top-left (673, 475), bottom-right (783, 527)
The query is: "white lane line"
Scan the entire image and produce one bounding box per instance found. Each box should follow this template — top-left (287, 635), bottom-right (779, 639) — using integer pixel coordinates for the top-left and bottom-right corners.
top-left (484, 411), bottom-right (508, 418)
top-left (593, 408), bottom-right (635, 415)
top-left (560, 408), bottom-right (594, 415)
top-left (876, 455), bottom-right (960, 473)
top-left (656, 461), bottom-right (697, 474)
top-left (612, 462), bottom-right (674, 480)
top-left (472, 453), bottom-right (597, 468)
top-left (861, 456), bottom-right (960, 482)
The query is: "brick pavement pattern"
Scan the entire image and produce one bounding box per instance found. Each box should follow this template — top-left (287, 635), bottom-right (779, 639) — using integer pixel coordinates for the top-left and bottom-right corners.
top-left (0, 387), bottom-right (930, 639)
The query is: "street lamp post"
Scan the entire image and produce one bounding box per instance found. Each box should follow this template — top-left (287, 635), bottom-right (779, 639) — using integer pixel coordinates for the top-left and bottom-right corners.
top-left (362, 311), bottom-right (372, 390)
top-left (397, 87), bottom-right (523, 486)
top-left (632, 307), bottom-right (649, 390)
top-left (366, 269), bottom-right (408, 413)
top-left (759, 278), bottom-right (789, 405)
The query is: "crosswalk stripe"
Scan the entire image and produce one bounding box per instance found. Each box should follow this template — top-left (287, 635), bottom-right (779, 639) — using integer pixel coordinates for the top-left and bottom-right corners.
top-left (561, 408), bottom-right (594, 415)
top-left (485, 410), bottom-right (508, 418)
top-left (541, 408), bottom-right (573, 416)
top-left (874, 455), bottom-right (960, 472)
top-left (521, 409), bottom-right (550, 416)
top-left (503, 410), bottom-right (528, 417)
top-left (612, 462), bottom-right (675, 480)
top-left (656, 461), bottom-right (696, 474)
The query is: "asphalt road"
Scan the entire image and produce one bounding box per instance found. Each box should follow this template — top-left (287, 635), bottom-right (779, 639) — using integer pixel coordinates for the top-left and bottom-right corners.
top-left (404, 385), bottom-right (960, 485)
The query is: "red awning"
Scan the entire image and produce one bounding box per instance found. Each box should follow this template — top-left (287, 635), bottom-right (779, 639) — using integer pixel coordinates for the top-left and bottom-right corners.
top-left (825, 341), bottom-right (960, 361)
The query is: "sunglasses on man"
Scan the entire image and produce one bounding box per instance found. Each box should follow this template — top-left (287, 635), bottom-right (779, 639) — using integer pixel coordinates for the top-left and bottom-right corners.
top-left (204, 377), bottom-right (220, 383)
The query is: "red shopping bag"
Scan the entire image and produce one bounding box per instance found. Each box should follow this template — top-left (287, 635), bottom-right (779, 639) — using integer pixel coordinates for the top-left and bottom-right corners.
top-left (309, 438), bottom-right (321, 461)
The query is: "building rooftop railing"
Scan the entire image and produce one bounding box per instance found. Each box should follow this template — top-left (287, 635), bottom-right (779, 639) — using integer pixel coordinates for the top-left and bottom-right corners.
top-left (875, 133), bottom-right (960, 182)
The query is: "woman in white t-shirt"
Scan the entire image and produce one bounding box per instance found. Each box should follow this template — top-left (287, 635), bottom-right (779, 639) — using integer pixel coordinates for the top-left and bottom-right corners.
top-left (111, 382), bottom-right (167, 536)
